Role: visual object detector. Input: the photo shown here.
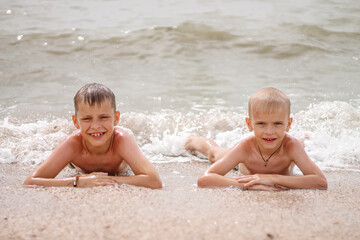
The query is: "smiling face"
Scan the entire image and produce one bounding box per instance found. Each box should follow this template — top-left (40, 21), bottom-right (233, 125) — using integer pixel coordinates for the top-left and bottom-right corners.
top-left (72, 99), bottom-right (120, 154)
top-left (246, 87), bottom-right (293, 154)
top-left (246, 107), bottom-right (292, 154)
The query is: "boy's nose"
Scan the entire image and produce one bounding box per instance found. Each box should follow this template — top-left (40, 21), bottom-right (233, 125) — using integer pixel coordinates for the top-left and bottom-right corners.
top-left (264, 125), bottom-right (274, 134)
top-left (91, 119), bottom-right (101, 129)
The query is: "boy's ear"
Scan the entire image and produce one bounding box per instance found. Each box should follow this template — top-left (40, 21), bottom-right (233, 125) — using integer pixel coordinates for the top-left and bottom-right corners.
top-left (286, 117), bottom-right (293, 132)
top-left (114, 111), bottom-right (120, 126)
top-left (72, 115), bottom-right (80, 129)
top-left (245, 117), bottom-right (254, 132)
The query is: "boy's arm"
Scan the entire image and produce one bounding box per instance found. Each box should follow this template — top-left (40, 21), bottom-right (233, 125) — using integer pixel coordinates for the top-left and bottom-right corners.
top-left (23, 137), bottom-right (76, 187)
top-left (197, 141), bottom-right (277, 190)
top-left (197, 145), bottom-right (245, 188)
top-left (238, 139), bottom-right (328, 190)
top-left (23, 136), bottom-right (115, 188)
top-left (107, 132), bottom-right (162, 189)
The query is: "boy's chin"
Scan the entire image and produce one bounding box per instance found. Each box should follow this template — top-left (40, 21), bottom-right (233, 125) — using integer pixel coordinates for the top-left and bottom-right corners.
top-left (259, 139), bottom-right (281, 148)
top-left (85, 135), bottom-right (109, 145)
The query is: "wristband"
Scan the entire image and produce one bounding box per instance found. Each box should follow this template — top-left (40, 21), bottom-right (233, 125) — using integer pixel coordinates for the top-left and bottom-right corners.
top-left (73, 175), bottom-right (80, 187)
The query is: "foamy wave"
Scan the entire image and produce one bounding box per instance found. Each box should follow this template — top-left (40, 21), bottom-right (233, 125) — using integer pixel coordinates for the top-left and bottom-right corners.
top-left (123, 102), bottom-right (360, 168)
top-left (291, 101), bottom-right (360, 170)
top-left (0, 118), bottom-right (75, 165)
top-left (0, 101), bottom-right (359, 170)
top-left (120, 110), bottom-right (248, 145)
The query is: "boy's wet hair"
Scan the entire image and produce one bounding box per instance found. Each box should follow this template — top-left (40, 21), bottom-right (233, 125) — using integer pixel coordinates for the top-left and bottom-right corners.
top-left (248, 87), bottom-right (290, 118)
top-left (74, 83), bottom-right (116, 114)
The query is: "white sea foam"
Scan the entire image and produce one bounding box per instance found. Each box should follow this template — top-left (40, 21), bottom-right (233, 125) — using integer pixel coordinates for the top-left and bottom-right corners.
top-left (291, 101), bottom-right (360, 170)
top-left (0, 118), bottom-right (74, 165)
top-left (1, 101), bottom-right (359, 171)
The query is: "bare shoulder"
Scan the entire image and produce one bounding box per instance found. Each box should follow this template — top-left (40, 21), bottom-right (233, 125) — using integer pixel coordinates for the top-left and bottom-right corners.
top-left (112, 127), bottom-right (138, 151)
top-left (60, 131), bottom-right (83, 152)
top-left (282, 134), bottom-right (305, 155)
top-left (112, 127), bottom-right (147, 164)
top-left (38, 132), bottom-right (83, 169)
top-left (230, 135), bottom-right (255, 160)
top-left (283, 134), bottom-right (302, 147)
top-left (113, 127), bottom-right (134, 141)
top-left (234, 135), bottom-right (256, 152)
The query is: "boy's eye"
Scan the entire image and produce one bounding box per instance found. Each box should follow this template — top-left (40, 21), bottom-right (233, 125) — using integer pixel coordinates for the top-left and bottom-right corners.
top-left (101, 116), bottom-right (110, 119)
top-left (275, 122), bottom-right (283, 125)
top-left (82, 118), bottom-right (91, 121)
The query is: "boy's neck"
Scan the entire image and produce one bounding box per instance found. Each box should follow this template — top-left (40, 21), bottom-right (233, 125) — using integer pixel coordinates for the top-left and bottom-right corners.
top-left (256, 136), bottom-right (285, 156)
top-left (257, 140), bottom-right (284, 166)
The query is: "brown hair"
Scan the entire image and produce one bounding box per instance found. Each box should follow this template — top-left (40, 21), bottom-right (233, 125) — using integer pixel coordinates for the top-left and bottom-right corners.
top-left (248, 87), bottom-right (290, 118)
top-left (74, 83), bottom-right (116, 114)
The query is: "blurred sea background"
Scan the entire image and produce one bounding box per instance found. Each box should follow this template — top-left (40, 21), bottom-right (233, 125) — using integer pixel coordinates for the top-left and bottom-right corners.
top-left (0, 0), bottom-right (359, 171)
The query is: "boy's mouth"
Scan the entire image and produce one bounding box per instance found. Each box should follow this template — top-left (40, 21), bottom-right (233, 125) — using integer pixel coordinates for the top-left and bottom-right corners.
top-left (89, 132), bottom-right (105, 138)
top-left (263, 138), bottom-right (276, 143)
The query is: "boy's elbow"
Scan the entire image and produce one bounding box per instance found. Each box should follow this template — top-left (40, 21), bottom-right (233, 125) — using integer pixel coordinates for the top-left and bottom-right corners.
top-left (319, 178), bottom-right (328, 190)
top-left (23, 177), bottom-right (32, 186)
top-left (313, 175), bottom-right (327, 190)
top-left (152, 179), bottom-right (163, 189)
top-left (197, 175), bottom-right (208, 188)
top-left (149, 175), bottom-right (162, 189)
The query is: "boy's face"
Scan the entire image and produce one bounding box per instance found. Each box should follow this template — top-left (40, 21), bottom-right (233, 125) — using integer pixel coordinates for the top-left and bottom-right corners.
top-left (245, 108), bottom-right (292, 152)
top-left (72, 100), bottom-right (120, 151)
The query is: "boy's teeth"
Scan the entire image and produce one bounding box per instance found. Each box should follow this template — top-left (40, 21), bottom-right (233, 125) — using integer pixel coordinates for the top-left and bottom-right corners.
top-left (91, 133), bottom-right (103, 137)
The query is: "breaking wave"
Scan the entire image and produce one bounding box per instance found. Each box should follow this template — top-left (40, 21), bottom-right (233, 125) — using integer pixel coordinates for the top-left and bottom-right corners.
top-left (0, 101), bottom-right (359, 171)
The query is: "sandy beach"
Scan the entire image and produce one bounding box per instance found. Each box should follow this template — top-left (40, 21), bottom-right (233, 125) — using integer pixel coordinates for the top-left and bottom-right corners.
top-left (1, 1), bottom-right (360, 239)
top-left (0, 162), bottom-right (359, 240)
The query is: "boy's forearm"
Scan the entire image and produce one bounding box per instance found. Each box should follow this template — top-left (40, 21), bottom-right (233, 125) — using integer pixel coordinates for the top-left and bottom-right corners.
top-left (23, 177), bottom-right (75, 187)
top-left (274, 174), bottom-right (327, 189)
top-left (109, 174), bottom-right (162, 189)
top-left (198, 174), bottom-right (245, 188)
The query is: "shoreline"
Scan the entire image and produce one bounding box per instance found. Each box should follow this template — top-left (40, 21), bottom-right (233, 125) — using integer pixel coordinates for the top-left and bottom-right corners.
top-left (1, 162), bottom-right (359, 239)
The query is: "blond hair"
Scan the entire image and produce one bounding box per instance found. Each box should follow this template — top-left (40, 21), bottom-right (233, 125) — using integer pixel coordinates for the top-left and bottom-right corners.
top-left (248, 87), bottom-right (290, 118)
top-left (74, 83), bottom-right (116, 114)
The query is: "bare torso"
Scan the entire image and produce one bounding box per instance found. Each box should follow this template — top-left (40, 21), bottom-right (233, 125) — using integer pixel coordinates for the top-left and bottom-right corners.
top-left (239, 135), bottom-right (295, 175)
top-left (69, 128), bottom-right (126, 175)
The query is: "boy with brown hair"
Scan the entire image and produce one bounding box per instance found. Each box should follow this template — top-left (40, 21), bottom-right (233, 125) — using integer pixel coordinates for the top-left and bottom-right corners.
top-left (185, 87), bottom-right (327, 190)
top-left (24, 83), bottom-right (162, 189)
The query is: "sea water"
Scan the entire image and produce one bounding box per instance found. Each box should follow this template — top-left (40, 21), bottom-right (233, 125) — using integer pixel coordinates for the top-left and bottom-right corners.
top-left (0, 0), bottom-right (359, 170)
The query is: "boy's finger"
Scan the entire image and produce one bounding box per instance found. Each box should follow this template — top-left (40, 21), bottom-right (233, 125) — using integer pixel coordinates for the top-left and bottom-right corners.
top-left (236, 176), bottom-right (256, 183)
top-left (237, 178), bottom-right (250, 183)
top-left (244, 179), bottom-right (259, 187)
top-left (97, 180), bottom-right (116, 186)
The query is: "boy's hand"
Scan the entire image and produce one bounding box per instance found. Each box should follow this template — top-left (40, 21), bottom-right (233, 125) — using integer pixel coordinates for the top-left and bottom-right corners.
top-left (245, 184), bottom-right (282, 191)
top-left (236, 174), bottom-right (283, 191)
top-left (77, 173), bottom-right (116, 188)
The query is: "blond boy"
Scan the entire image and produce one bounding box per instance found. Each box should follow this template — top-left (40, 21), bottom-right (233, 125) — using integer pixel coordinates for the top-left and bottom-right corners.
top-left (24, 83), bottom-right (162, 189)
top-left (185, 87), bottom-right (327, 190)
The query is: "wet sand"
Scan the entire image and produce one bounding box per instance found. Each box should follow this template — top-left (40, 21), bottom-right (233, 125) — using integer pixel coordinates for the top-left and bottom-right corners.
top-left (0, 162), bottom-right (359, 240)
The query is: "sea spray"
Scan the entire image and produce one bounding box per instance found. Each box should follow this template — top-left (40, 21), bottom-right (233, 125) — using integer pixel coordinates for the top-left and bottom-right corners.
top-left (0, 101), bottom-right (359, 170)
top-left (291, 101), bottom-right (360, 170)
top-left (0, 117), bottom-right (74, 164)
